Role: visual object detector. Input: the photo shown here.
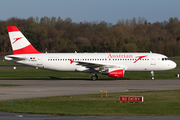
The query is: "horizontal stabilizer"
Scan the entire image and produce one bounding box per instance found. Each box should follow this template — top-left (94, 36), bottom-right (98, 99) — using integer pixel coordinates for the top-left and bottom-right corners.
top-left (4, 55), bottom-right (27, 61)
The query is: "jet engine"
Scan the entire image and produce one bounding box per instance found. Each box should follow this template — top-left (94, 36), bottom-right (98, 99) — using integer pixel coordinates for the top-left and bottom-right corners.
top-left (101, 68), bottom-right (125, 78)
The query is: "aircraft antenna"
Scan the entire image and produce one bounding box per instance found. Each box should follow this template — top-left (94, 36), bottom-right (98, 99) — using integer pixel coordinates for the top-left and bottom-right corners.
top-left (45, 48), bottom-right (47, 53)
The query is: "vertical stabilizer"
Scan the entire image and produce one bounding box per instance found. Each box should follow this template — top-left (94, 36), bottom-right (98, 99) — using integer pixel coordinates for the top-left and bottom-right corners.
top-left (7, 26), bottom-right (41, 55)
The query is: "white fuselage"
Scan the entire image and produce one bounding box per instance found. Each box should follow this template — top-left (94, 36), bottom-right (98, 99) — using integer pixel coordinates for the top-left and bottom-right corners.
top-left (5, 26), bottom-right (177, 80)
top-left (5, 53), bottom-right (176, 72)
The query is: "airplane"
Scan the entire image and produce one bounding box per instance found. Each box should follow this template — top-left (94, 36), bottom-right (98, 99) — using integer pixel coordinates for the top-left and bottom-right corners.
top-left (4, 26), bottom-right (177, 80)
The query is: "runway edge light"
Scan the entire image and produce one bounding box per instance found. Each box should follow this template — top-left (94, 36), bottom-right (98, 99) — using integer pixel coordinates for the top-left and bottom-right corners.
top-left (100, 90), bottom-right (103, 97)
top-left (104, 90), bottom-right (107, 97)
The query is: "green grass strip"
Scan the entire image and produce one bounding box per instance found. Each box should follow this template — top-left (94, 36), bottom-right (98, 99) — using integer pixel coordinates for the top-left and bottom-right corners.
top-left (0, 68), bottom-right (179, 80)
top-left (0, 61), bottom-right (21, 65)
top-left (0, 90), bottom-right (180, 116)
top-left (0, 84), bottom-right (21, 87)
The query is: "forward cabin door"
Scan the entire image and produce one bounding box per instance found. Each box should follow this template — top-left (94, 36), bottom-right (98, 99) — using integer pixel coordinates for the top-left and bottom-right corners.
top-left (151, 55), bottom-right (156, 65)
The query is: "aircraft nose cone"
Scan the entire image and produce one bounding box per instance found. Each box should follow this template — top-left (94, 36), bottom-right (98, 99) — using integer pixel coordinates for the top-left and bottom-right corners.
top-left (171, 61), bottom-right (177, 69)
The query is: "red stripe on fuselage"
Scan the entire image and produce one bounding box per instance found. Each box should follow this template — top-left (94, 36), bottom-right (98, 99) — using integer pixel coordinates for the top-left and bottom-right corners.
top-left (133, 55), bottom-right (148, 63)
top-left (7, 26), bottom-right (20, 32)
top-left (13, 45), bottom-right (41, 55)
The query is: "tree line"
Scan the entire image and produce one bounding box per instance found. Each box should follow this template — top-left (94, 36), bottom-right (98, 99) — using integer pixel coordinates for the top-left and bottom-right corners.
top-left (0, 16), bottom-right (180, 57)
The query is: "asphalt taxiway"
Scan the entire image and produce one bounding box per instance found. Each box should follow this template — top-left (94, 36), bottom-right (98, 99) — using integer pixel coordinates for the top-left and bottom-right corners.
top-left (0, 79), bottom-right (180, 100)
top-left (0, 79), bottom-right (180, 120)
top-left (0, 111), bottom-right (180, 120)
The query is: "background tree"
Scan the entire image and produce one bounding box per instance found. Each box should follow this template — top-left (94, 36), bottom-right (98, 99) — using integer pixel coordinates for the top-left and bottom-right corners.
top-left (0, 16), bottom-right (180, 57)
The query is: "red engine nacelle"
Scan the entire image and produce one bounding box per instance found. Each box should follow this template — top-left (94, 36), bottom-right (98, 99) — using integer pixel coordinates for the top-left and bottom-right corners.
top-left (108, 68), bottom-right (125, 78)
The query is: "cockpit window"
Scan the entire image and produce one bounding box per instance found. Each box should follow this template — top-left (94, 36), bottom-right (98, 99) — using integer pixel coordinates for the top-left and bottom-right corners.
top-left (162, 58), bottom-right (169, 61)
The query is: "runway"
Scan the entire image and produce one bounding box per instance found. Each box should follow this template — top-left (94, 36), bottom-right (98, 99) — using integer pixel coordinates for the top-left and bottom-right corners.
top-left (0, 79), bottom-right (180, 100)
top-left (0, 79), bottom-right (180, 120)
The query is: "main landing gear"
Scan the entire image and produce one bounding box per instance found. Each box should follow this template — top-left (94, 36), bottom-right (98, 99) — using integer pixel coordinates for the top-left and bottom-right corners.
top-left (151, 71), bottom-right (155, 80)
top-left (91, 74), bottom-right (98, 81)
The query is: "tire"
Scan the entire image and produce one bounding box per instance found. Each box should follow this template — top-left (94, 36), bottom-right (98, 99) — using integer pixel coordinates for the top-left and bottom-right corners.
top-left (91, 75), bottom-right (98, 81)
top-left (151, 76), bottom-right (155, 80)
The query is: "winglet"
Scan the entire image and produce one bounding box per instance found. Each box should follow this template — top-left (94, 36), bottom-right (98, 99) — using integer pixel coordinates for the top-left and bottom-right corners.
top-left (7, 26), bottom-right (41, 55)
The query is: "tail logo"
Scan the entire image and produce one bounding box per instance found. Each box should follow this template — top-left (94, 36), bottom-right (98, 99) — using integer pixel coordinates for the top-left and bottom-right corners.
top-left (12, 37), bottom-right (23, 44)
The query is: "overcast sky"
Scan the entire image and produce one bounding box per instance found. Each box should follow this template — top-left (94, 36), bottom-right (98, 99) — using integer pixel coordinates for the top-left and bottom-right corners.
top-left (0, 0), bottom-right (179, 24)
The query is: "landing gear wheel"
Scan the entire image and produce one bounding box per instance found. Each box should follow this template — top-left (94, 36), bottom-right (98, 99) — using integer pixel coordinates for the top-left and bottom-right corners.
top-left (91, 75), bottom-right (98, 81)
top-left (151, 76), bottom-right (155, 80)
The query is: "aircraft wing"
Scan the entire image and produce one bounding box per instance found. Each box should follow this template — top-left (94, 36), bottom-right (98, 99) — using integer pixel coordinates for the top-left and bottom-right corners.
top-left (70, 59), bottom-right (127, 71)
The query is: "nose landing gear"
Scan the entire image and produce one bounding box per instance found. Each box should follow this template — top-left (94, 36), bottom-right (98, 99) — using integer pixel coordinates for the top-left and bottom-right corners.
top-left (151, 71), bottom-right (155, 80)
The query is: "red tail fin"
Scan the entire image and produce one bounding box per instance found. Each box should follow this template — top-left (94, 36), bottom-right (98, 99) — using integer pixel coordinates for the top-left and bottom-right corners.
top-left (7, 26), bottom-right (41, 54)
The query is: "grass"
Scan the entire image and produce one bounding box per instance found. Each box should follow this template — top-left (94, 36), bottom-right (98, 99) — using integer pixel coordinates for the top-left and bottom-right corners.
top-left (0, 90), bottom-right (180, 116)
top-left (0, 60), bottom-right (20, 65)
top-left (0, 84), bottom-right (21, 87)
top-left (0, 67), bottom-right (179, 80)
top-left (0, 60), bottom-right (180, 116)
top-left (0, 68), bottom-right (96, 80)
